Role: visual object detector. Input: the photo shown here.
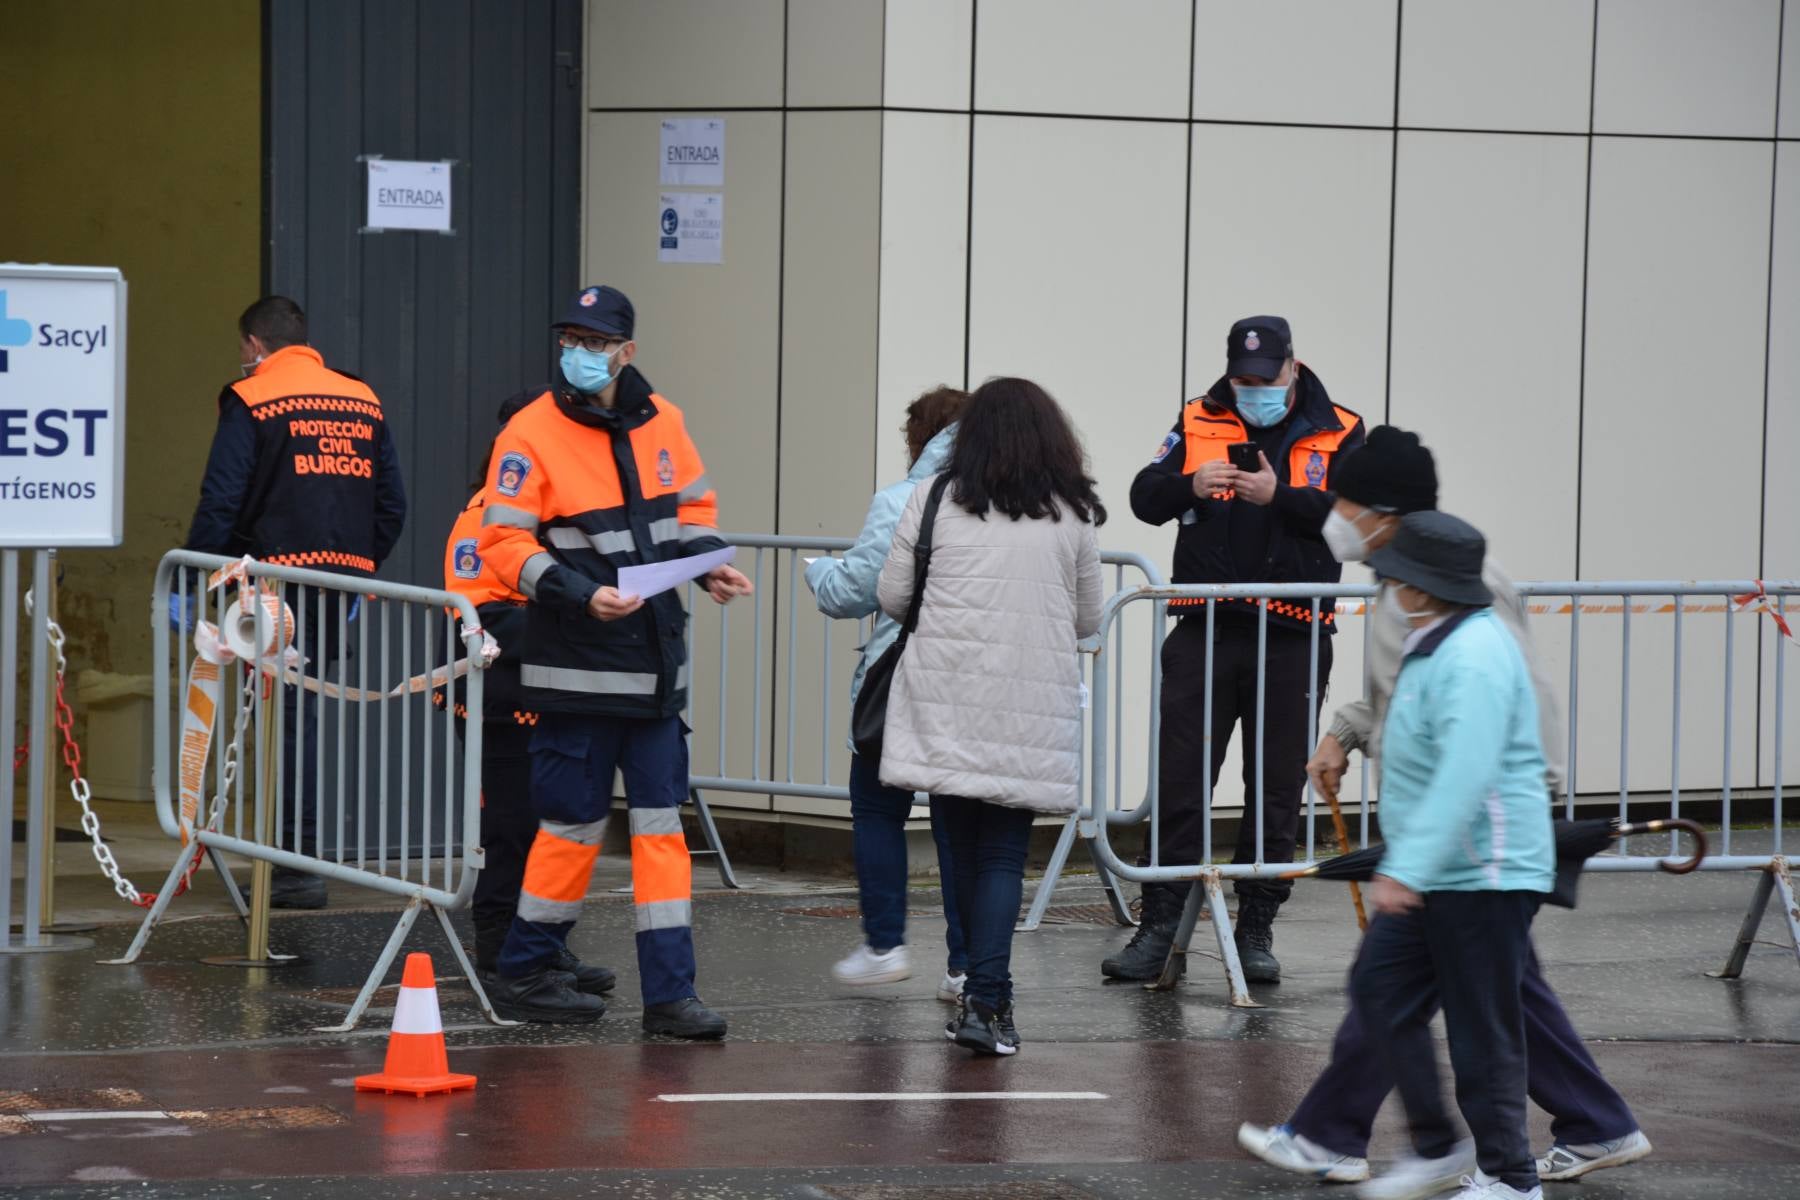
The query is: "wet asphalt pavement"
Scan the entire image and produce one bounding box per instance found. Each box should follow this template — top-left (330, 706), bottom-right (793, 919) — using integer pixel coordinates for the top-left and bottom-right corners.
top-left (2, 836), bottom-right (1797, 1198)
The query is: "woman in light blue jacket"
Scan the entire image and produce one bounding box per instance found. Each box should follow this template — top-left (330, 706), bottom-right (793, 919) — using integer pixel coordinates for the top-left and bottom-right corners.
top-left (804, 387), bottom-right (967, 998)
top-left (1348, 511), bottom-right (1555, 1200)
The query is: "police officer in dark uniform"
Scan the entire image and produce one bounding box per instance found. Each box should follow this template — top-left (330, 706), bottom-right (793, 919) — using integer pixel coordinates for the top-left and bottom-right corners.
top-left (184, 296), bottom-right (407, 908)
top-left (1110, 316), bottom-right (1364, 983)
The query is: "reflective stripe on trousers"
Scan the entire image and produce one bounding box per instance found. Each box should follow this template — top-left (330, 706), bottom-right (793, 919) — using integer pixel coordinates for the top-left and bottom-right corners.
top-left (495, 712), bottom-right (696, 1005)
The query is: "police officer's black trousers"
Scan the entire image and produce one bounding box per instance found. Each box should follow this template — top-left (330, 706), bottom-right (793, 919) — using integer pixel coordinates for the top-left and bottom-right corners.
top-left (1156, 616), bottom-right (1332, 904)
top-left (473, 723), bottom-right (538, 935)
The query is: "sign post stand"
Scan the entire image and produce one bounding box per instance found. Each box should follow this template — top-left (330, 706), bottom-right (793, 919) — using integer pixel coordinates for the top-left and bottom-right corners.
top-left (0, 264), bottom-right (126, 955)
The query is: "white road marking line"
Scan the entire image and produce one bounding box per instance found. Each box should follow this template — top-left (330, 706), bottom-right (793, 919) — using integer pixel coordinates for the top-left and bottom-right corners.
top-left (24, 1111), bottom-right (174, 1122)
top-left (654, 1091), bottom-right (1108, 1103)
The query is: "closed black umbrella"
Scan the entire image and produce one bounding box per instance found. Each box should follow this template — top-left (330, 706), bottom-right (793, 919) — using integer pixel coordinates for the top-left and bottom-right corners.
top-left (1282, 818), bottom-right (1708, 909)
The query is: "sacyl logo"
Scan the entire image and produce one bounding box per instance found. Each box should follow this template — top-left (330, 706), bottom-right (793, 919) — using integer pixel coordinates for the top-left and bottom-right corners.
top-left (0, 291), bottom-right (31, 373)
top-left (0, 290), bottom-right (109, 373)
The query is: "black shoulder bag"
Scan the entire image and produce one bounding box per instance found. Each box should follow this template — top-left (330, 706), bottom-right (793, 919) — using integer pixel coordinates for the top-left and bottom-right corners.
top-left (850, 474), bottom-right (951, 760)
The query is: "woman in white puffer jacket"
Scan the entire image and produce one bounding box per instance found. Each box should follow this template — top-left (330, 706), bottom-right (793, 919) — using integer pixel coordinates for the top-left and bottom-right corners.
top-left (876, 376), bottom-right (1104, 1056)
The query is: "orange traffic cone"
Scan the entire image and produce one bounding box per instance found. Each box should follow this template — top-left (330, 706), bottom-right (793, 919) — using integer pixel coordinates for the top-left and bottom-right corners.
top-left (355, 953), bottom-right (477, 1097)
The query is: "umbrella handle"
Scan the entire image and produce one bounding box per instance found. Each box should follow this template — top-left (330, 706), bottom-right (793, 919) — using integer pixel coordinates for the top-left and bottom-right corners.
top-left (1320, 780), bottom-right (1368, 931)
top-left (1615, 817), bottom-right (1709, 875)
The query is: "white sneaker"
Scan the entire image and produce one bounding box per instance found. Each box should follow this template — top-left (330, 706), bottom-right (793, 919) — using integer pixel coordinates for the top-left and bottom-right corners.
top-left (1445, 1172), bottom-right (1541, 1200)
top-left (1536, 1129), bottom-right (1652, 1181)
top-left (1238, 1122), bottom-right (1371, 1182)
top-left (831, 943), bottom-right (911, 986)
top-left (1357, 1139), bottom-right (1477, 1200)
top-left (936, 970), bottom-right (967, 1003)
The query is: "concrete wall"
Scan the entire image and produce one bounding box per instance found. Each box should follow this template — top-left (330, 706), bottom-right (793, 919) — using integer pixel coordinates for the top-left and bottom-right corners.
top-left (0, 0), bottom-right (261, 678)
top-left (582, 2), bottom-right (1799, 843)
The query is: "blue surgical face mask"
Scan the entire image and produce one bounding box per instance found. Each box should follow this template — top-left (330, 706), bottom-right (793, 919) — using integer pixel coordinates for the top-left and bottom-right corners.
top-left (1235, 382), bottom-right (1291, 428)
top-left (560, 345), bottom-right (616, 394)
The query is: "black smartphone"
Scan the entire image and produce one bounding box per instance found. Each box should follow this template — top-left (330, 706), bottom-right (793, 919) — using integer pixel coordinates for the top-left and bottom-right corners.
top-left (1227, 442), bottom-right (1261, 473)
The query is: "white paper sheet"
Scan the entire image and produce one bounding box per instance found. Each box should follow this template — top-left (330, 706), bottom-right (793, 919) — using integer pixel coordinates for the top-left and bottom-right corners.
top-left (617, 547), bottom-right (736, 601)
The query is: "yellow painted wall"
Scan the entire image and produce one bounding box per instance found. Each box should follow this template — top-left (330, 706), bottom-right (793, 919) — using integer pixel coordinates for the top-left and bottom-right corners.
top-left (0, 0), bottom-right (260, 676)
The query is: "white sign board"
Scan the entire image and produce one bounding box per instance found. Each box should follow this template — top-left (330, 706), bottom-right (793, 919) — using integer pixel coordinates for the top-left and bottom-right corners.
top-left (658, 193), bottom-right (724, 265)
top-left (0, 265), bottom-right (127, 548)
top-left (659, 118), bottom-right (725, 186)
top-left (365, 159), bottom-right (453, 232)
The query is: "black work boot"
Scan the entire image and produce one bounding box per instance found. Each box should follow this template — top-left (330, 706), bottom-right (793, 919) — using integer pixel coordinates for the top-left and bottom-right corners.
top-left (643, 996), bottom-right (727, 1040)
top-left (553, 946), bottom-right (618, 995)
top-left (1234, 896), bottom-right (1282, 984)
top-left (269, 867), bottom-right (327, 910)
top-left (1101, 882), bottom-right (1185, 981)
top-left (490, 968), bottom-right (607, 1024)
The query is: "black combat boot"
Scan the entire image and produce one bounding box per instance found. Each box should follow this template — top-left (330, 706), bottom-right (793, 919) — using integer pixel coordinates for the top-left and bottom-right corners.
top-left (642, 996), bottom-right (728, 1040)
top-left (1101, 882), bottom-right (1186, 981)
top-left (552, 946), bottom-right (618, 995)
top-left (1234, 895), bottom-right (1282, 984)
top-left (269, 867), bottom-right (327, 910)
top-left (490, 968), bottom-right (607, 1024)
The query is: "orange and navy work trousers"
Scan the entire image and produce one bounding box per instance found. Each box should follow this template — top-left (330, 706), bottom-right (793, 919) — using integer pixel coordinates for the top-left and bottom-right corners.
top-left (496, 713), bottom-right (695, 1005)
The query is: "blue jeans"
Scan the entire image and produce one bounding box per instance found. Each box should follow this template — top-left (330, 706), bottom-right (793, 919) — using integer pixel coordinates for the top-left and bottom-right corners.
top-left (848, 755), bottom-right (967, 970)
top-left (934, 795), bottom-right (1035, 1010)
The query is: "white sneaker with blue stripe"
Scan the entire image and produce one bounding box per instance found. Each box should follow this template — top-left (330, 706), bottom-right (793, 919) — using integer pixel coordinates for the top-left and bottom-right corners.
top-left (1536, 1129), bottom-right (1652, 1180)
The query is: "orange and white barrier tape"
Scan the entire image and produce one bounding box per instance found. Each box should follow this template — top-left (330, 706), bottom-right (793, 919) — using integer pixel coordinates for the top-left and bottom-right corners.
top-left (178, 590), bottom-right (296, 844)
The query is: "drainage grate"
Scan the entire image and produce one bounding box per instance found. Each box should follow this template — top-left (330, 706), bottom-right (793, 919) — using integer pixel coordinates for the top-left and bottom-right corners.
top-left (0, 1088), bottom-right (147, 1114)
top-left (779, 905), bottom-right (938, 920)
top-left (1036, 904), bottom-right (1126, 926)
top-left (166, 1106), bottom-right (346, 1130)
top-left (823, 1184), bottom-right (1101, 1200)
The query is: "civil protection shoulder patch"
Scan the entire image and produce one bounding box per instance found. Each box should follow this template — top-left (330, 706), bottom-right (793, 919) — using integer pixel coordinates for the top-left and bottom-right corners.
top-left (496, 451), bottom-right (532, 498)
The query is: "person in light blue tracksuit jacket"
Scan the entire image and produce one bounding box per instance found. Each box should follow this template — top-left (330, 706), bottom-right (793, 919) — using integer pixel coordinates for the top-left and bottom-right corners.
top-left (805, 388), bottom-right (968, 999)
top-left (1347, 511), bottom-right (1555, 1200)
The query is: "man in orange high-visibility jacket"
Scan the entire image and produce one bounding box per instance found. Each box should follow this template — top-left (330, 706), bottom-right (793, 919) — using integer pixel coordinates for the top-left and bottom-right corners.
top-left (481, 285), bottom-right (752, 1036)
top-left (436, 391), bottom-right (616, 1000)
top-left (184, 296), bottom-right (407, 911)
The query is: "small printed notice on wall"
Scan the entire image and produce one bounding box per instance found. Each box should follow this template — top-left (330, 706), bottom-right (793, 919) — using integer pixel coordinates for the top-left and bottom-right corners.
top-left (658, 193), bottom-right (723, 265)
top-left (659, 118), bottom-right (725, 186)
top-left (365, 159), bottom-right (453, 232)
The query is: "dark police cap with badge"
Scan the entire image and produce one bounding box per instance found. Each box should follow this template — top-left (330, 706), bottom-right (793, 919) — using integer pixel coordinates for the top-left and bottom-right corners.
top-left (1226, 315), bottom-right (1292, 380)
top-left (557, 285), bottom-right (635, 340)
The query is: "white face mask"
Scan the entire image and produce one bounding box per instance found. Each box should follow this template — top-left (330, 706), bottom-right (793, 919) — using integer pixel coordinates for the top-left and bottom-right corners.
top-left (1323, 510), bottom-right (1370, 562)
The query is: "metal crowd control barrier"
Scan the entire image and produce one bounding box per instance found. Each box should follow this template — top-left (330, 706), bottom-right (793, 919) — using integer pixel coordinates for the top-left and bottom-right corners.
top-left (110, 550), bottom-right (506, 1032)
top-left (687, 534), bottom-right (1163, 913)
top-left (1083, 579), bottom-right (1799, 1008)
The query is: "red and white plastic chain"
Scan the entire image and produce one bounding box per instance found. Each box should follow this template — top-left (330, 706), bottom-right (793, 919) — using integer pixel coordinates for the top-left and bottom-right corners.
top-left (40, 607), bottom-right (256, 908)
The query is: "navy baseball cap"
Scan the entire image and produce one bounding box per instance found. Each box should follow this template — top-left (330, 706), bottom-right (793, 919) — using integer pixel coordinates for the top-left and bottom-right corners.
top-left (1226, 315), bottom-right (1292, 379)
top-left (557, 285), bottom-right (635, 339)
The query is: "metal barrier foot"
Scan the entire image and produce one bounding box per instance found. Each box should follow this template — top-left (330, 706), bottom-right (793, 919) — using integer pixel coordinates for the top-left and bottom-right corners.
top-left (314, 896), bottom-right (425, 1033)
top-left (210, 847), bottom-right (250, 920)
top-left (430, 901), bottom-right (520, 1027)
top-left (1018, 814), bottom-right (1080, 932)
top-left (1206, 872), bottom-right (1260, 1008)
top-left (99, 841), bottom-right (204, 965)
top-left (1709, 858), bottom-right (1800, 979)
top-left (688, 788), bottom-right (743, 890)
top-left (1148, 875), bottom-right (1205, 992)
